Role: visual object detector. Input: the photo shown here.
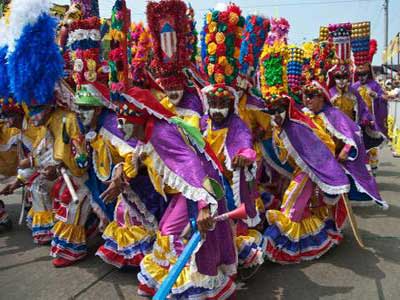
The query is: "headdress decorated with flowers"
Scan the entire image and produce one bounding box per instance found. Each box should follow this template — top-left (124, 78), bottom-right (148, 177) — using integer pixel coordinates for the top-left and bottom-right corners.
top-left (129, 22), bottom-right (152, 86)
top-left (302, 80), bottom-right (331, 103)
top-left (259, 17), bottom-right (290, 103)
top-left (147, 0), bottom-right (190, 91)
top-left (186, 3), bottom-right (198, 64)
top-left (66, 12), bottom-right (109, 106)
top-left (200, 3), bottom-right (245, 110)
top-left (305, 40), bottom-right (336, 86)
top-left (201, 3), bottom-right (244, 87)
top-left (108, 0), bottom-right (131, 96)
top-left (239, 15), bottom-right (270, 82)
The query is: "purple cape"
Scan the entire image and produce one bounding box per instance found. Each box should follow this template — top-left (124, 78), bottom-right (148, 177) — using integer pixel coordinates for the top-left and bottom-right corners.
top-left (149, 118), bottom-right (236, 276)
top-left (329, 86), bottom-right (372, 125)
top-left (352, 80), bottom-right (388, 138)
top-left (279, 118), bottom-right (350, 195)
top-left (176, 89), bottom-right (204, 116)
top-left (102, 112), bottom-right (138, 149)
top-left (318, 105), bottom-right (387, 208)
top-left (201, 114), bottom-right (258, 222)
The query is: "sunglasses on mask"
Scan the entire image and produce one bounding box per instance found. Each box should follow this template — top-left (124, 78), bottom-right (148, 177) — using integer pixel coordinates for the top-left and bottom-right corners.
top-left (264, 106), bottom-right (286, 115)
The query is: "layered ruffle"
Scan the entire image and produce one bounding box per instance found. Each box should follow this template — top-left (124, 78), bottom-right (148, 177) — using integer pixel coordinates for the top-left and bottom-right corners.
top-left (26, 208), bottom-right (54, 244)
top-left (96, 221), bottom-right (155, 268)
top-left (50, 221), bottom-right (87, 262)
top-left (263, 209), bottom-right (342, 264)
top-left (137, 232), bottom-right (236, 299)
top-left (236, 229), bottom-right (265, 268)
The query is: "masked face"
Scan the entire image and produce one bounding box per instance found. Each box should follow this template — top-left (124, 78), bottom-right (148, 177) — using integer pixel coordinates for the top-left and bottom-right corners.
top-left (117, 118), bottom-right (134, 141)
top-left (334, 76), bottom-right (349, 90)
top-left (166, 90), bottom-right (184, 105)
top-left (208, 96), bottom-right (232, 124)
top-left (78, 108), bottom-right (96, 127)
top-left (357, 72), bottom-right (369, 84)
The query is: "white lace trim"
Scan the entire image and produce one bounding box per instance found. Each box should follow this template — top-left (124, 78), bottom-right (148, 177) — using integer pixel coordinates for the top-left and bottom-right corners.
top-left (319, 112), bottom-right (359, 161)
top-left (99, 127), bottom-right (135, 157)
top-left (343, 168), bottom-right (389, 209)
top-left (66, 29), bottom-right (101, 47)
top-left (280, 130), bottom-right (350, 195)
top-left (142, 143), bottom-right (218, 214)
top-left (122, 187), bottom-right (158, 230)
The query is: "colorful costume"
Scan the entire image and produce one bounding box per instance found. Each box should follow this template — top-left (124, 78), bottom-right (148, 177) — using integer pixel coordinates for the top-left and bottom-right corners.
top-left (351, 22), bottom-right (387, 174)
top-left (147, 0), bottom-right (204, 127)
top-left (200, 4), bottom-right (264, 269)
top-left (109, 86), bottom-right (237, 299)
top-left (303, 82), bottom-right (387, 208)
top-left (259, 34), bottom-right (350, 264)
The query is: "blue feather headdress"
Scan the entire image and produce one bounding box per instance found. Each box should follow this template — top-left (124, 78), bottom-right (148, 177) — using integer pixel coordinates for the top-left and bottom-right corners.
top-left (0, 18), bottom-right (10, 100)
top-left (7, 0), bottom-right (64, 106)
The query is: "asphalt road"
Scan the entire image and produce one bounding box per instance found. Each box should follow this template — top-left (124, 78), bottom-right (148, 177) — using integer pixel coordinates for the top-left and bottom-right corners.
top-left (0, 147), bottom-right (399, 300)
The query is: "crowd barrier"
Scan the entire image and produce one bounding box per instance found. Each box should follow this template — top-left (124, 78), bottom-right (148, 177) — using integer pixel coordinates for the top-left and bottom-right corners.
top-left (388, 100), bottom-right (400, 157)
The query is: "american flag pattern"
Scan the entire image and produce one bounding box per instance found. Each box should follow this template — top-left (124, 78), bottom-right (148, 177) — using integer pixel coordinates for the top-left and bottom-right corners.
top-left (334, 36), bottom-right (351, 61)
top-left (160, 23), bottom-right (177, 62)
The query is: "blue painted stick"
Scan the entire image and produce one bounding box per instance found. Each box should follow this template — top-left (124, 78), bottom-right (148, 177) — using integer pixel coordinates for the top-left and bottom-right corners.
top-left (153, 231), bottom-right (202, 300)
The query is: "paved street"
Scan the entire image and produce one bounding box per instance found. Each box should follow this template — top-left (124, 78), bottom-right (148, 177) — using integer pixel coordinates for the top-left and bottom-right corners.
top-left (0, 147), bottom-right (399, 300)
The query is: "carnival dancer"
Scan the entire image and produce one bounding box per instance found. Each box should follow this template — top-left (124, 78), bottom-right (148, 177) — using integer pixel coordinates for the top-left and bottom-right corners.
top-left (259, 36), bottom-right (351, 264)
top-left (93, 0), bottom-right (165, 269)
top-left (199, 3), bottom-right (265, 269)
top-left (351, 22), bottom-right (388, 175)
top-left (303, 81), bottom-right (388, 208)
top-left (3, 0), bottom-right (95, 267)
top-left (102, 85), bottom-right (237, 298)
top-left (147, 0), bottom-right (204, 127)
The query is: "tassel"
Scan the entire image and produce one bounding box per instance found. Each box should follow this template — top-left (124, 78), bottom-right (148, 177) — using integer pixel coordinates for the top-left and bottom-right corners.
top-left (62, 116), bottom-right (70, 144)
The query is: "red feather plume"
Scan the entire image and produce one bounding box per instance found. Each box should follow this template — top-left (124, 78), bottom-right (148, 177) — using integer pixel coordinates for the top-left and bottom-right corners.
top-left (369, 39), bottom-right (377, 63)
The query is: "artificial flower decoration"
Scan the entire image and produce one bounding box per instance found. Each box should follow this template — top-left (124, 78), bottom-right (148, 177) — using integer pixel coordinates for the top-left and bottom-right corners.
top-left (200, 3), bottom-right (245, 86)
top-left (109, 0), bottom-right (130, 94)
top-left (146, 0), bottom-right (190, 91)
top-left (129, 22), bottom-right (152, 86)
top-left (186, 3), bottom-right (199, 63)
top-left (239, 15), bottom-right (270, 79)
top-left (259, 40), bottom-right (289, 100)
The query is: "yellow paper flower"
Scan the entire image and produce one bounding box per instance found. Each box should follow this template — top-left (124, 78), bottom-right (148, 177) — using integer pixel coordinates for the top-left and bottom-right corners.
top-left (228, 12), bottom-right (239, 25)
top-left (225, 64), bottom-right (234, 76)
top-left (218, 56), bottom-right (227, 66)
top-left (208, 22), bottom-right (217, 33)
top-left (206, 12), bottom-right (212, 24)
top-left (215, 73), bottom-right (225, 84)
top-left (208, 42), bottom-right (217, 55)
top-left (207, 64), bottom-right (215, 76)
top-left (215, 32), bottom-right (225, 45)
top-left (205, 33), bottom-right (212, 44)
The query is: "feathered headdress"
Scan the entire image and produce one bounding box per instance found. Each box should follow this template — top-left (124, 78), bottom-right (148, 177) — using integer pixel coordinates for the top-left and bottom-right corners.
top-left (239, 15), bottom-right (270, 81)
top-left (0, 16), bottom-right (10, 101)
top-left (6, 0), bottom-right (64, 106)
top-left (129, 22), bottom-right (152, 87)
top-left (147, 0), bottom-right (190, 91)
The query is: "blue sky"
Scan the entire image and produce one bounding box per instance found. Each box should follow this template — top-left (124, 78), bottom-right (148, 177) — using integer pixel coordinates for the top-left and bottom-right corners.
top-left (55, 0), bottom-right (400, 64)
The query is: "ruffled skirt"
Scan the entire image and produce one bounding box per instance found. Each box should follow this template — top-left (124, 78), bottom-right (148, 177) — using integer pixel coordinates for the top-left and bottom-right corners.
top-left (26, 208), bottom-right (54, 244)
